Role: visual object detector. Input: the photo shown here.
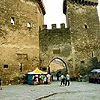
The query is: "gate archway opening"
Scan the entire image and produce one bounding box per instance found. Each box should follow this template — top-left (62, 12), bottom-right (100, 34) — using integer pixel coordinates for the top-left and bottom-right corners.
top-left (48, 57), bottom-right (67, 75)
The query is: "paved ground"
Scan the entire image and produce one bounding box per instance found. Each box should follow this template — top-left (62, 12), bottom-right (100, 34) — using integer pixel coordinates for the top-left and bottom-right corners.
top-left (0, 81), bottom-right (100, 100)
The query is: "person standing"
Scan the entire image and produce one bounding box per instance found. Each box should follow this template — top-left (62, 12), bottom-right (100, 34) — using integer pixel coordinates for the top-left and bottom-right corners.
top-left (44, 75), bottom-right (48, 84)
top-left (32, 75), bottom-right (34, 85)
top-left (0, 77), bottom-right (2, 90)
top-left (60, 74), bottom-right (65, 86)
top-left (77, 72), bottom-right (81, 82)
top-left (56, 72), bottom-right (59, 81)
top-left (65, 73), bottom-right (70, 86)
top-left (47, 74), bottom-right (51, 84)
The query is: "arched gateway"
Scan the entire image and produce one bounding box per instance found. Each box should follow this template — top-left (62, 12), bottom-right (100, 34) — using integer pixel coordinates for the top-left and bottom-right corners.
top-left (39, 24), bottom-right (71, 74)
top-left (48, 57), bottom-right (67, 73)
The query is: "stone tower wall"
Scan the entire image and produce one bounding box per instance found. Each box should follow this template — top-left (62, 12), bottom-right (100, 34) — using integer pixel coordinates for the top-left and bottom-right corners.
top-left (0, 0), bottom-right (45, 84)
top-left (64, 0), bottom-right (100, 75)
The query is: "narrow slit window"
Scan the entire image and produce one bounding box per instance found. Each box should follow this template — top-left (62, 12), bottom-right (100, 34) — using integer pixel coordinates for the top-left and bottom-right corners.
top-left (85, 25), bottom-right (87, 28)
top-left (84, 23), bottom-right (88, 29)
top-left (11, 17), bottom-right (15, 25)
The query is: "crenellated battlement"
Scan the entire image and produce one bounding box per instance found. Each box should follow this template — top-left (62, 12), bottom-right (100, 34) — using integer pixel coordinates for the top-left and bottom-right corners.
top-left (42, 23), bottom-right (66, 30)
top-left (68, 0), bottom-right (98, 5)
top-left (63, 0), bottom-right (98, 14)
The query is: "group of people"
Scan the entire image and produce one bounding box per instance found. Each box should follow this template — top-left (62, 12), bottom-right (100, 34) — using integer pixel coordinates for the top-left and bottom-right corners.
top-left (60, 73), bottom-right (70, 86)
top-left (32, 72), bottom-right (70, 86)
top-left (32, 74), bottom-right (51, 85)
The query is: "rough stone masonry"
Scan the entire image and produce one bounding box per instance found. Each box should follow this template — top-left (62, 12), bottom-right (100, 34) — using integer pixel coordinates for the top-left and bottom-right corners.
top-left (0, 0), bottom-right (100, 85)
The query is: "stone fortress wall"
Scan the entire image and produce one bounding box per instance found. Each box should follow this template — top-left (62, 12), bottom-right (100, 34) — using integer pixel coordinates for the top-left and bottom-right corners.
top-left (0, 0), bottom-right (100, 85)
top-left (0, 0), bottom-right (45, 84)
top-left (39, 23), bottom-right (71, 73)
top-left (39, 0), bottom-right (100, 77)
top-left (63, 0), bottom-right (100, 75)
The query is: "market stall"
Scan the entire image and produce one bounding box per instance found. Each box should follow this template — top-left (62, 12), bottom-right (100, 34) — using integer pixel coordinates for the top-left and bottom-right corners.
top-left (27, 67), bottom-right (47, 85)
top-left (89, 69), bottom-right (100, 84)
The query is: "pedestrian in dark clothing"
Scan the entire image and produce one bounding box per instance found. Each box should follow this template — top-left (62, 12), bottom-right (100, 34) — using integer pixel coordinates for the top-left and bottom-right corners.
top-left (56, 72), bottom-right (59, 81)
top-left (65, 73), bottom-right (70, 86)
top-left (60, 74), bottom-right (65, 86)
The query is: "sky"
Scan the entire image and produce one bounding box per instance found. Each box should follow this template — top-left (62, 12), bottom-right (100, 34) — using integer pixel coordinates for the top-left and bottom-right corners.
top-left (43, 0), bottom-right (66, 29)
top-left (43, 0), bottom-right (100, 29)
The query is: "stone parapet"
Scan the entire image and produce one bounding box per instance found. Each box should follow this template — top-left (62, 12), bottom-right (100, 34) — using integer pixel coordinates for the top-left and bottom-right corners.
top-left (63, 0), bottom-right (98, 15)
top-left (68, 0), bottom-right (98, 5)
top-left (60, 23), bottom-right (65, 29)
top-left (42, 23), bottom-right (66, 30)
top-left (43, 25), bottom-right (47, 30)
top-left (52, 24), bottom-right (57, 29)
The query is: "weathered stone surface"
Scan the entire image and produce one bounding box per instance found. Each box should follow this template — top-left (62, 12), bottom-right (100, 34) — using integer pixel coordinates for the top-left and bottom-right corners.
top-left (40, 0), bottom-right (100, 77)
top-left (64, 0), bottom-right (100, 75)
top-left (39, 25), bottom-right (71, 73)
top-left (0, 0), bottom-right (100, 85)
top-left (0, 0), bottom-right (45, 85)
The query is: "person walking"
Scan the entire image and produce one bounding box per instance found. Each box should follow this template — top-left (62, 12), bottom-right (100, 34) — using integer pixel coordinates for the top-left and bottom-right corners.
top-left (47, 74), bottom-right (51, 84)
top-left (65, 73), bottom-right (70, 86)
top-left (60, 74), bottom-right (65, 86)
top-left (44, 75), bottom-right (48, 84)
top-left (32, 75), bottom-right (34, 85)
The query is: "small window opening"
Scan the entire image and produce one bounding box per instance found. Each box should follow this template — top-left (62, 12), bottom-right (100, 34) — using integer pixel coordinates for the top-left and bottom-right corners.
top-left (85, 25), bottom-right (87, 28)
top-left (84, 23), bottom-right (88, 29)
top-left (4, 64), bottom-right (8, 68)
top-left (17, 53), bottom-right (28, 60)
top-left (27, 22), bottom-right (32, 28)
top-left (11, 17), bottom-right (15, 25)
top-left (20, 63), bottom-right (23, 72)
top-left (81, 61), bottom-right (84, 63)
top-left (53, 48), bottom-right (60, 54)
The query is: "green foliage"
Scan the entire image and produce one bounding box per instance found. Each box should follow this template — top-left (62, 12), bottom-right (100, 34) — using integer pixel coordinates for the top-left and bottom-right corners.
top-left (75, 57), bottom-right (100, 76)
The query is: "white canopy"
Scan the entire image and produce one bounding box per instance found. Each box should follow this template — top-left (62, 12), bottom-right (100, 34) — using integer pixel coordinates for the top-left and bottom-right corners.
top-left (91, 69), bottom-right (100, 73)
top-left (28, 67), bottom-right (47, 74)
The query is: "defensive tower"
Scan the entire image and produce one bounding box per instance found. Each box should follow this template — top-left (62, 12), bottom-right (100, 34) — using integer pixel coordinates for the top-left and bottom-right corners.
top-left (0, 0), bottom-right (45, 85)
top-left (63, 0), bottom-right (100, 75)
